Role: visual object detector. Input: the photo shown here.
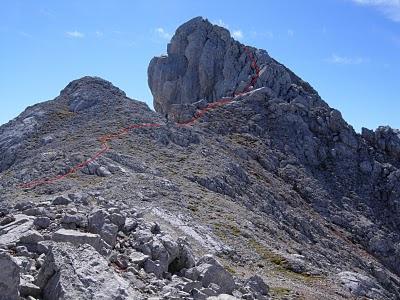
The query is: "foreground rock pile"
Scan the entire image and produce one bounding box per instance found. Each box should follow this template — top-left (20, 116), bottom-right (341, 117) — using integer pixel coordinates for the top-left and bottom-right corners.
top-left (0, 195), bottom-right (269, 299)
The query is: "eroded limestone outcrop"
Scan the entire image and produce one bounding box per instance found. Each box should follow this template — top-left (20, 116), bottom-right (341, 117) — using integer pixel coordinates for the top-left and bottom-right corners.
top-left (148, 17), bottom-right (318, 122)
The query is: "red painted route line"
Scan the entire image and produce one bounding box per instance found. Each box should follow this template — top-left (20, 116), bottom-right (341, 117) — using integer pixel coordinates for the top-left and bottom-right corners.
top-left (20, 46), bottom-right (260, 189)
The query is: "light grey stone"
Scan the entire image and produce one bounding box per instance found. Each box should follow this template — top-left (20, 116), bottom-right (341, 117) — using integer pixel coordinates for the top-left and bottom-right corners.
top-left (0, 214), bottom-right (34, 246)
top-left (195, 255), bottom-right (236, 294)
top-left (61, 214), bottom-right (86, 228)
top-left (88, 209), bottom-right (107, 234)
top-left (338, 271), bottom-right (387, 299)
top-left (52, 229), bottom-right (103, 252)
top-left (35, 242), bottom-right (139, 299)
top-left (129, 250), bottom-right (149, 267)
top-left (109, 213), bottom-right (126, 230)
top-left (23, 207), bottom-right (46, 216)
top-left (208, 294), bottom-right (240, 300)
top-left (0, 251), bottom-right (20, 300)
top-left (96, 166), bottom-right (112, 177)
top-left (245, 275), bottom-right (269, 296)
top-left (123, 217), bottom-right (138, 233)
top-left (101, 223), bottom-right (118, 247)
top-left (144, 259), bottom-right (164, 278)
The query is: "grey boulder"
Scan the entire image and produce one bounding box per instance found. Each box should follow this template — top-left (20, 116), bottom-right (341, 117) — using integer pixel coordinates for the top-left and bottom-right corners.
top-left (0, 214), bottom-right (34, 246)
top-left (35, 242), bottom-right (139, 299)
top-left (191, 255), bottom-right (236, 294)
top-left (33, 216), bottom-right (51, 229)
top-left (338, 271), bottom-right (389, 299)
top-left (52, 195), bottom-right (71, 205)
top-left (0, 251), bottom-right (20, 300)
top-left (52, 228), bottom-right (106, 254)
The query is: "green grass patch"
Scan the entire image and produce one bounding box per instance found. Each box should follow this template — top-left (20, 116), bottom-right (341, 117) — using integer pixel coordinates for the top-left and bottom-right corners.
top-left (249, 239), bottom-right (287, 266)
top-left (249, 239), bottom-right (322, 282)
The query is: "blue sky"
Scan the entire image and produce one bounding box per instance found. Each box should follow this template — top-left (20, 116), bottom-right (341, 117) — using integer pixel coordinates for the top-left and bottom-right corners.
top-left (0, 0), bottom-right (399, 132)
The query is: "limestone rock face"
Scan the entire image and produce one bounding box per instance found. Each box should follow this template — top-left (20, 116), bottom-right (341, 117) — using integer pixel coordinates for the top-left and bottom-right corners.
top-left (338, 271), bottom-right (391, 299)
top-left (36, 243), bottom-right (140, 300)
top-left (362, 126), bottom-right (400, 158)
top-left (148, 16), bottom-right (318, 121)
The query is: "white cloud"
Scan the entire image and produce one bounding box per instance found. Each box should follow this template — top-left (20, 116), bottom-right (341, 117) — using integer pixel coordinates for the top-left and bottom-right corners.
top-left (95, 31), bottom-right (103, 37)
top-left (326, 53), bottom-right (368, 65)
top-left (66, 31), bottom-right (84, 38)
top-left (232, 30), bottom-right (244, 40)
top-left (213, 19), bottom-right (229, 29)
top-left (155, 27), bottom-right (172, 39)
top-left (212, 20), bottom-right (244, 40)
top-left (287, 29), bottom-right (295, 37)
top-left (250, 31), bottom-right (274, 39)
top-left (351, 0), bottom-right (400, 22)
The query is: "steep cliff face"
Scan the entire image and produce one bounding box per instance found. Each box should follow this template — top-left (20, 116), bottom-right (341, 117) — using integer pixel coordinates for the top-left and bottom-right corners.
top-left (148, 16), bottom-right (319, 122)
top-left (1, 17), bottom-right (400, 300)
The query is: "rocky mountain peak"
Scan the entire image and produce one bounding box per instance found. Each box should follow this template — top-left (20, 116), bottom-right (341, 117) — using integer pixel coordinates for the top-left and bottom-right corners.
top-left (59, 76), bottom-right (126, 112)
top-left (148, 16), bottom-right (319, 122)
top-left (169, 16), bottom-right (232, 51)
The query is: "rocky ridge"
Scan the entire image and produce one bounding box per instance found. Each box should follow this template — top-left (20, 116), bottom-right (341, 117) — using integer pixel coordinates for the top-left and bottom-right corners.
top-left (0, 16), bottom-right (400, 300)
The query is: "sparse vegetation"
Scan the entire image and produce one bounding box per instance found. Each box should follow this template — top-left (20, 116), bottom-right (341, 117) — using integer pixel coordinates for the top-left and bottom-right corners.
top-left (224, 264), bottom-right (237, 274)
top-left (270, 287), bottom-right (291, 297)
top-left (187, 204), bottom-right (198, 212)
top-left (249, 239), bottom-right (287, 266)
top-left (53, 109), bottom-right (75, 120)
top-left (214, 222), bottom-right (242, 237)
top-left (249, 239), bottom-right (321, 282)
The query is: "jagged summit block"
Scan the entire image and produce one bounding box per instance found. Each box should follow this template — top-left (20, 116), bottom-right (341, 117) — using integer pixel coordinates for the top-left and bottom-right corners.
top-left (148, 16), bottom-right (317, 121)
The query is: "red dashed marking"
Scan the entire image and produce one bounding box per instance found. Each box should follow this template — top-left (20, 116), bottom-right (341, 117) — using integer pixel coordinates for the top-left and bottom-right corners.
top-left (20, 46), bottom-right (260, 189)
